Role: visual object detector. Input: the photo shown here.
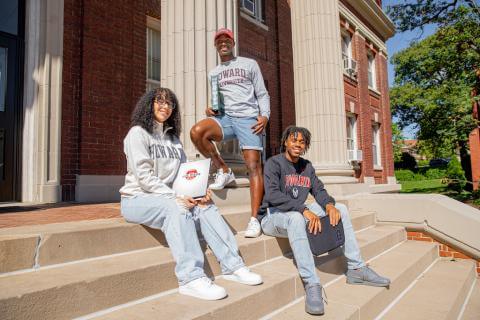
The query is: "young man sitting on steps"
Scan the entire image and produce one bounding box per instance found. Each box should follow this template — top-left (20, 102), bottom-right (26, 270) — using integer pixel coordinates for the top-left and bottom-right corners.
top-left (258, 126), bottom-right (390, 315)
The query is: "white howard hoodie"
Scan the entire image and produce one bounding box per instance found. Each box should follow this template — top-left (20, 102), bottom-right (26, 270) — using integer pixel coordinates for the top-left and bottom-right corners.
top-left (119, 122), bottom-right (186, 198)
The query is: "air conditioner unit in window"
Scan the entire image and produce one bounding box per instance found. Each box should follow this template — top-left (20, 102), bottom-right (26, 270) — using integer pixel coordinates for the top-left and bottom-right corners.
top-left (347, 149), bottom-right (363, 162)
top-left (343, 56), bottom-right (349, 70)
top-left (346, 58), bottom-right (357, 77)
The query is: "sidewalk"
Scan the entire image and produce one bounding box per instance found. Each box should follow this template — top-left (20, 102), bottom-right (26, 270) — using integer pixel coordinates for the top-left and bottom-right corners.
top-left (0, 203), bottom-right (121, 228)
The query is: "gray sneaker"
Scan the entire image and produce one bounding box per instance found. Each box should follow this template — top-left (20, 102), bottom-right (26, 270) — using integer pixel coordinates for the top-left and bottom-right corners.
top-left (304, 283), bottom-right (325, 315)
top-left (346, 266), bottom-right (390, 287)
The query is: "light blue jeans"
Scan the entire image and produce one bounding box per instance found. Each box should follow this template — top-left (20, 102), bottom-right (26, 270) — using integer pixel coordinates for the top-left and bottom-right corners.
top-left (121, 194), bottom-right (245, 285)
top-left (261, 202), bottom-right (365, 285)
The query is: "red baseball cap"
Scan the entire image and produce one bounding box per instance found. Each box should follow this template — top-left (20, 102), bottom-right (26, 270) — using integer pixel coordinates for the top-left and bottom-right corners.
top-left (214, 28), bottom-right (234, 43)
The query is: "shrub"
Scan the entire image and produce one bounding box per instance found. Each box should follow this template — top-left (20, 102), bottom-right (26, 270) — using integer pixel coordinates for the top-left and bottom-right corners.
top-left (395, 169), bottom-right (415, 181)
top-left (395, 152), bottom-right (417, 170)
top-left (446, 157), bottom-right (466, 192)
top-left (417, 159), bottom-right (429, 167)
top-left (425, 168), bottom-right (447, 180)
top-left (413, 173), bottom-right (426, 181)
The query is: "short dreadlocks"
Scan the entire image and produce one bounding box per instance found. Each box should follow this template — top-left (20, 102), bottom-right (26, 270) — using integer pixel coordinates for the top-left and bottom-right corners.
top-left (279, 125), bottom-right (311, 154)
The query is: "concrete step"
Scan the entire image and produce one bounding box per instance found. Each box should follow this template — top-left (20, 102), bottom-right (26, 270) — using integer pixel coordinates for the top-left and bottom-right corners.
top-left (0, 207), bottom-right (374, 274)
top-left (380, 258), bottom-right (476, 320)
top-left (461, 278), bottom-right (480, 320)
top-left (0, 224), bottom-right (402, 320)
top-left (267, 240), bottom-right (439, 320)
top-left (85, 236), bottom-right (428, 320)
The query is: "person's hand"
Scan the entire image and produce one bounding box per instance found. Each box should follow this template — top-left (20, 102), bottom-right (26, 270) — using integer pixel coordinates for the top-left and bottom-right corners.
top-left (205, 106), bottom-right (218, 117)
top-left (326, 203), bottom-right (340, 226)
top-left (251, 116), bottom-right (268, 135)
top-left (177, 195), bottom-right (197, 210)
top-left (303, 209), bottom-right (321, 235)
top-left (196, 189), bottom-right (213, 207)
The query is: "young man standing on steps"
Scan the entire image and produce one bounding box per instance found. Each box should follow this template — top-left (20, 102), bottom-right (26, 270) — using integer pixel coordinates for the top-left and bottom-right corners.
top-left (190, 28), bottom-right (270, 238)
top-left (258, 126), bottom-right (390, 315)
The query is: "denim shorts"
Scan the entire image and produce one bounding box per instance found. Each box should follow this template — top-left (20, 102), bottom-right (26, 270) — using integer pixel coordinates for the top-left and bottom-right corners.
top-left (211, 114), bottom-right (264, 151)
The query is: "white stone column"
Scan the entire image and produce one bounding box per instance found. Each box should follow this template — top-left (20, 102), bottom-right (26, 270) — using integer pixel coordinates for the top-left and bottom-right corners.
top-left (161, 0), bottom-right (239, 160)
top-left (22, 0), bottom-right (64, 202)
top-left (290, 0), bottom-right (355, 183)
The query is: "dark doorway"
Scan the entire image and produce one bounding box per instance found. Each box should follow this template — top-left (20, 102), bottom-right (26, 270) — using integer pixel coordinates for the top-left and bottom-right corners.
top-left (0, 0), bottom-right (25, 201)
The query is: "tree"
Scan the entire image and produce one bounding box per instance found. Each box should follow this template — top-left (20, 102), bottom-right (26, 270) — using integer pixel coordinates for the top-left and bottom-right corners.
top-left (387, 0), bottom-right (480, 32)
top-left (387, 3), bottom-right (480, 161)
top-left (391, 123), bottom-right (405, 162)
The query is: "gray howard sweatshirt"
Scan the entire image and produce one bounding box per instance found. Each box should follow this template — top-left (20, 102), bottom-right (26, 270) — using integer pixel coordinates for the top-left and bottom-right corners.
top-left (209, 56), bottom-right (270, 119)
top-left (258, 154), bottom-right (336, 220)
top-left (119, 123), bottom-right (186, 198)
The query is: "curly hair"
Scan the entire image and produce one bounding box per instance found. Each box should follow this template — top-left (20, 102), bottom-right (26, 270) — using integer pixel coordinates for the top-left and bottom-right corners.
top-left (280, 125), bottom-right (311, 154)
top-left (130, 87), bottom-right (181, 137)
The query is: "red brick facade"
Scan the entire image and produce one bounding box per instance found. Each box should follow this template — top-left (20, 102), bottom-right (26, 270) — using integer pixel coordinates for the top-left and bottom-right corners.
top-left (61, 0), bottom-right (395, 200)
top-left (469, 93), bottom-right (480, 190)
top-left (407, 231), bottom-right (480, 275)
top-left (342, 23), bottom-right (394, 184)
top-left (61, 0), bottom-right (161, 200)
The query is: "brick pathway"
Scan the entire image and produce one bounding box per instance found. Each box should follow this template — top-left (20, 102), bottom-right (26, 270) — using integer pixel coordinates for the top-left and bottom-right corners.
top-left (0, 203), bottom-right (121, 228)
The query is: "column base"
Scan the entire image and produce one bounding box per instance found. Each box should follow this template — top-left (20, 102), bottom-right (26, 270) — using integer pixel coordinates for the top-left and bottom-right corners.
top-left (313, 165), bottom-right (357, 184)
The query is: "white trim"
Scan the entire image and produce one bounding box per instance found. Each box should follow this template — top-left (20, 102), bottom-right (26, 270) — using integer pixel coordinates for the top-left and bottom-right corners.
top-left (22, 0), bottom-right (63, 203)
top-left (339, 2), bottom-right (389, 54)
top-left (239, 10), bottom-right (268, 31)
top-left (146, 16), bottom-right (161, 30)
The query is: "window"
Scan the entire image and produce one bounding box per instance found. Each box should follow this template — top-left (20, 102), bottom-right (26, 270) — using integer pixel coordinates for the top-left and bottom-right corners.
top-left (146, 17), bottom-right (161, 91)
top-left (241, 0), bottom-right (265, 22)
top-left (341, 33), bottom-right (351, 62)
top-left (372, 124), bottom-right (381, 167)
top-left (367, 51), bottom-right (376, 89)
top-left (346, 115), bottom-right (357, 151)
top-left (341, 32), bottom-right (357, 76)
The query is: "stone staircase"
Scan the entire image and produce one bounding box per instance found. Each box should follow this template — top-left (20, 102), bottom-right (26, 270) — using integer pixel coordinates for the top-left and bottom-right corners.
top-left (0, 199), bottom-right (478, 319)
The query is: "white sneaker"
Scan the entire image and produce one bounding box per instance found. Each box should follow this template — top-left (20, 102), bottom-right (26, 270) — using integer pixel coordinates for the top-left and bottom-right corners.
top-left (223, 267), bottom-right (263, 285)
top-left (209, 168), bottom-right (235, 190)
top-left (178, 277), bottom-right (227, 300)
top-left (244, 217), bottom-right (262, 238)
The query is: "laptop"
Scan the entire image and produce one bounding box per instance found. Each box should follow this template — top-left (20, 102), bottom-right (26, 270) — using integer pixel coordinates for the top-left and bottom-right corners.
top-left (172, 158), bottom-right (211, 199)
top-left (306, 216), bottom-right (345, 256)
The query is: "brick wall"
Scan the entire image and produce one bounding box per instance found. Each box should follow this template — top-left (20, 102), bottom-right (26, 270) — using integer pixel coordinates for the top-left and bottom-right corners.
top-left (407, 231), bottom-right (480, 275)
top-left (237, 0), bottom-right (295, 158)
top-left (343, 29), bottom-right (393, 184)
top-left (61, 0), bottom-right (161, 200)
top-left (61, 0), bottom-right (83, 201)
top-left (469, 97), bottom-right (480, 190)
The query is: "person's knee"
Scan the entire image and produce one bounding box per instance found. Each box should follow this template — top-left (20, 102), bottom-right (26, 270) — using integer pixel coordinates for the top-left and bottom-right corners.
top-left (335, 203), bottom-right (350, 219)
top-left (288, 212), bottom-right (306, 229)
top-left (190, 124), bottom-right (204, 143)
top-left (245, 159), bottom-right (261, 175)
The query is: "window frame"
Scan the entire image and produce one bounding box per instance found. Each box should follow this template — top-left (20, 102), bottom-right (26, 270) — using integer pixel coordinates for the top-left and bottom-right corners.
top-left (367, 51), bottom-right (377, 90)
top-left (240, 0), bottom-right (265, 23)
top-left (372, 123), bottom-right (382, 167)
top-left (346, 114), bottom-right (357, 152)
top-left (146, 16), bottom-right (161, 91)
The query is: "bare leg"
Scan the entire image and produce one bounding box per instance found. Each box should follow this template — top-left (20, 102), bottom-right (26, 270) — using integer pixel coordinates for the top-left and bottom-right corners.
top-left (190, 118), bottom-right (229, 172)
top-left (242, 150), bottom-right (263, 218)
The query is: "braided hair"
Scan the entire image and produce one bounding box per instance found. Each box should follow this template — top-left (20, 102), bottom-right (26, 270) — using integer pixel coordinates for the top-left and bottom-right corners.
top-left (130, 87), bottom-right (181, 137)
top-left (279, 125), bottom-right (311, 154)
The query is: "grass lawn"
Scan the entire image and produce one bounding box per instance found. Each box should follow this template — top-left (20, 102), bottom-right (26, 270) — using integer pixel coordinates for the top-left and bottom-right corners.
top-left (399, 179), bottom-right (447, 193)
